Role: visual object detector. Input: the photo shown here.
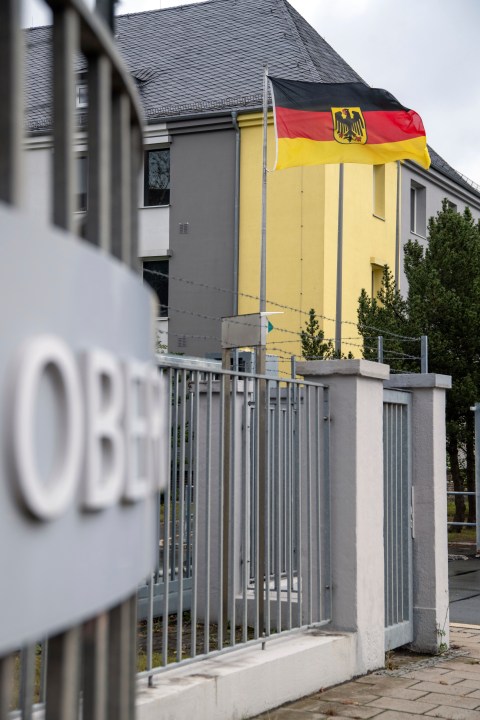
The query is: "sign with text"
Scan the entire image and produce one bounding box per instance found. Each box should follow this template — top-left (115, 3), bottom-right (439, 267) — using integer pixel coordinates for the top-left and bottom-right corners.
top-left (0, 206), bottom-right (168, 653)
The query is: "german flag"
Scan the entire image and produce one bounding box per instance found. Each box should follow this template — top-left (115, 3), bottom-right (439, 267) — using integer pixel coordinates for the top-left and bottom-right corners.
top-left (270, 77), bottom-right (430, 170)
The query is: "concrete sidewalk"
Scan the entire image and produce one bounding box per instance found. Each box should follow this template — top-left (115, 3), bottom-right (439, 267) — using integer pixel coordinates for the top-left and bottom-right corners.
top-left (449, 554), bottom-right (480, 625)
top-left (253, 625), bottom-right (480, 719)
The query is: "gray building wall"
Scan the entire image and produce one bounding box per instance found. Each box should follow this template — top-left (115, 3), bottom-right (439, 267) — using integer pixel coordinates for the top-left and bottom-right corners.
top-left (399, 161), bottom-right (480, 294)
top-left (167, 121), bottom-right (237, 356)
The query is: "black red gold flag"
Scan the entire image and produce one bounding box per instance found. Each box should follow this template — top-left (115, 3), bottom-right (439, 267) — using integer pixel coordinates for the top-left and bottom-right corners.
top-left (270, 77), bottom-right (430, 170)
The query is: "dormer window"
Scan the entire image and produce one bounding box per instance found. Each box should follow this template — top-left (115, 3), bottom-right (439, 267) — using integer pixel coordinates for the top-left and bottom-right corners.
top-left (76, 82), bottom-right (88, 109)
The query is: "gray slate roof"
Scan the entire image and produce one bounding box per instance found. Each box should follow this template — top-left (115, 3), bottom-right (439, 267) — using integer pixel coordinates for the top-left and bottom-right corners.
top-left (24, 0), bottom-right (479, 197)
top-left (113, 0), bottom-right (364, 118)
top-left (25, 0), bottom-right (362, 131)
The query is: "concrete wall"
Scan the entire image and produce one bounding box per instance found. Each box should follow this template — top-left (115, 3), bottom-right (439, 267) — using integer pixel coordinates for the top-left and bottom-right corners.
top-left (399, 162), bottom-right (480, 293)
top-left (167, 124), bottom-right (237, 356)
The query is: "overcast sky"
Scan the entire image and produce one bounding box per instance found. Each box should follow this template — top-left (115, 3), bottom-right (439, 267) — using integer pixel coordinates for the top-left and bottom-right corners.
top-left (23, 0), bottom-right (480, 186)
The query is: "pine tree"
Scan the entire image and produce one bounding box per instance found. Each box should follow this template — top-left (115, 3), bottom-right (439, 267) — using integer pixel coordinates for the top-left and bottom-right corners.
top-left (300, 309), bottom-right (335, 360)
top-left (357, 201), bottom-right (480, 528)
top-left (301, 308), bottom-right (353, 360)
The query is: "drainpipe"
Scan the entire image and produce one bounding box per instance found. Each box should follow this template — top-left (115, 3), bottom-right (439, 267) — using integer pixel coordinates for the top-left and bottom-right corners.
top-left (231, 111), bottom-right (240, 316)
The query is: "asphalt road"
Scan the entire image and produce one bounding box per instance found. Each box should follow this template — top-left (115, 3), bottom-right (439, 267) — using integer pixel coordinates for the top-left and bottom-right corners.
top-left (449, 553), bottom-right (480, 625)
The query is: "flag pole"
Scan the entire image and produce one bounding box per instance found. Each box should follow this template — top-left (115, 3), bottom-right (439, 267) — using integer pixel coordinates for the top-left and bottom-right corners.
top-left (260, 64), bottom-right (268, 316)
top-left (256, 63), bottom-right (269, 636)
top-left (335, 164), bottom-right (344, 355)
top-left (394, 160), bottom-right (401, 287)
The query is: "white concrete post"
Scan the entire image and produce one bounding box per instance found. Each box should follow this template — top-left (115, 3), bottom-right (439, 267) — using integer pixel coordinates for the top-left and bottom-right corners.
top-left (385, 373), bottom-right (451, 653)
top-left (297, 359), bottom-right (389, 675)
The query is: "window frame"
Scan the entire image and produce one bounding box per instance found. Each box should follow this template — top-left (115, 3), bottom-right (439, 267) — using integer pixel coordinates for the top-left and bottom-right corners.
top-left (76, 154), bottom-right (88, 213)
top-left (143, 147), bottom-right (171, 208)
top-left (142, 258), bottom-right (169, 318)
top-left (410, 181), bottom-right (427, 237)
top-left (373, 164), bottom-right (386, 220)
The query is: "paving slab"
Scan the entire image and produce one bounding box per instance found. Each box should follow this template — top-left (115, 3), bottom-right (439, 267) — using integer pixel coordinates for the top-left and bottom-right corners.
top-left (424, 706), bottom-right (480, 720)
top-left (250, 626), bottom-right (480, 719)
top-left (417, 692), bottom-right (480, 710)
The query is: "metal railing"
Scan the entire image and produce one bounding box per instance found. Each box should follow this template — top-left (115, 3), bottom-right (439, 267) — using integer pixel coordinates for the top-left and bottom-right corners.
top-left (137, 357), bottom-right (331, 682)
top-left (1, 0), bottom-right (143, 265)
top-left (447, 403), bottom-right (480, 552)
top-left (1, 1), bottom-right (144, 718)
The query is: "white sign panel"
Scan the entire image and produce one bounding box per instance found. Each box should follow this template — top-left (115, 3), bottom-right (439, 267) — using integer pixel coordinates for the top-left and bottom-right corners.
top-left (0, 206), bottom-right (168, 653)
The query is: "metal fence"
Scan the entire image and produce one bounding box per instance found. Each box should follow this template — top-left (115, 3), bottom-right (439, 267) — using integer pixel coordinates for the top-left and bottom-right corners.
top-left (137, 357), bottom-right (331, 682)
top-left (446, 403), bottom-right (480, 551)
top-left (1, 1), bottom-right (144, 718)
top-left (383, 390), bottom-right (413, 651)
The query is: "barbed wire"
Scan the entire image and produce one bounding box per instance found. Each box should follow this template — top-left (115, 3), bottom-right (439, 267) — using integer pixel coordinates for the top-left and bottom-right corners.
top-left (143, 267), bottom-right (421, 342)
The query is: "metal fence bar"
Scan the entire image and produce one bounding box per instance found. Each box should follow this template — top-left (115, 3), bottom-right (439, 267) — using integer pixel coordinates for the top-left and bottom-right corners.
top-left (161, 370), bottom-right (173, 667)
top-left (253, 376), bottom-right (261, 640)
top-left (296, 386), bottom-right (303, 627)
top-left (384, 403), bottom-right (391, 626)
top-left (0, 656), bottom-right (13, 720)
top-left (229, 373), bottom-right (238, 645)
top-left (0, 0), bottom-right (22, 206)
top-left (52, 6), bottom-right (78, 232)
top-left (146, 573), bottom-right (154, 686)
top-left (217, 373), bottom-right (226, 650)
top-left (129, 124), bottom-right (142, 269)
top-left (176, 370), bottom-right (187, 661)
top-left (315, 386), bottom-right (322, 622)
top-left (274, 383), bottom-right (282, 632)
top-left (20, 645), bottom-right (35, 720)
top-left (204, 373), bottom-right (213, 655)
top-left (107, 600), bottom-right (131, 720)
top-left (39, 641), bottom-right (48, 704)
top-left (264, 382), bottom-right (272, 637)
top-left (86, 54), bottom-right (112, 250)
top-left (306, 385), bottom-right (313, 626)
top-left (191, 371), bottom-right (200, 658)
top-left (322, 388), bottom-right (332, 622)
top-left (82, 613), bottom-right (108, 720)
top-left (45, 627), bottom-right (81, 720)
top-left (241, 377), bottom-right (250, 643)
top-left (111, 93), bottom-right (131, 261)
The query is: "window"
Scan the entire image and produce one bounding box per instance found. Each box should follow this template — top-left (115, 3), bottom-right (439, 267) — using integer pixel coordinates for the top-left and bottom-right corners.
top-left (371, 265), bottom-right (384, 299)
top-left (447, 200), bottom-right (458, 212)
top-left (76, 155), bottom-right (87, 212)
top-left (373, 165), bottom-right (385, 218)
top-left (410, 181), bottom-right (426, 236)
top-left (75, 72), bottom-right (88, 109)
top-left (144, 148), bottom-right (170, 206)
top-left (76, 83), bottom-right (88, 109)
top-left (143, 260), bottom-right (169, 317)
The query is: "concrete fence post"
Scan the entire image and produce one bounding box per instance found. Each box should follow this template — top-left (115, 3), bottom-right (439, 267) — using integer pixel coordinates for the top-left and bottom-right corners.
top-left (297, 359), bottom-right (389, 675)
top-left (385, 373), bottom-right (451, 653)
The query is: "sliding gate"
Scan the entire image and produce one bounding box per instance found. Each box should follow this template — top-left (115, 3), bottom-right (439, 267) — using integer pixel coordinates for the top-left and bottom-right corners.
top-left (383, 389), bottom-right (413, 650)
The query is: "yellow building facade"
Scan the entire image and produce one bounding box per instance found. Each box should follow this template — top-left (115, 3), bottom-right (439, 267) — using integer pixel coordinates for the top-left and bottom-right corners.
top-left (237, 113), bottom-right (398, 368)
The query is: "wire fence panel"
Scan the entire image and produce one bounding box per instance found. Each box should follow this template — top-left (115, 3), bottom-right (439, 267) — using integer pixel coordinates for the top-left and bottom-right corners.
top-left (137, 358), bottom-right (331, 680)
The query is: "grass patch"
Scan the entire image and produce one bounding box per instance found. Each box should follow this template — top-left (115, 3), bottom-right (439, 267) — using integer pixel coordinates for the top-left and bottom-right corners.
top-left (447, 498), bottom-right (476, 544)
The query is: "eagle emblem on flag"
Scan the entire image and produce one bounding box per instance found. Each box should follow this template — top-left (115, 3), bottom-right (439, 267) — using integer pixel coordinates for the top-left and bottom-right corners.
top-left (332, 107), bottom-right (367, 144)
